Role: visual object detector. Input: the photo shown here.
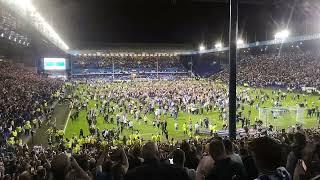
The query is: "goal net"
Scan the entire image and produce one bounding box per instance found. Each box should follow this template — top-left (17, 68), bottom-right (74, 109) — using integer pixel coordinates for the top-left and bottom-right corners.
top-left (258, 107), bottom-right (304, 129)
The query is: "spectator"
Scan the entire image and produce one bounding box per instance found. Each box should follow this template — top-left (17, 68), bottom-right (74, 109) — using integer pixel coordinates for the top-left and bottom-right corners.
top-left (206, 139), bottom-right (247, 180)
top-left (239, 143), bottom-right (258, 179)
top-left (181, 141), bottom-right (200, 169)
top-left (249, 137), bottom-right (291, 180)
top-left (196, 143), bottom-right (215, 180)
top-left (50, 154), bottom-right (90, 180)
top-left (286, 133), bottom-right (307, 176)
top-left (172, 148), bottom-right (196, 180)
top-left (127, 145), bottom-right (143, 170)
top-left (125, 141), bottom-right (190, 180)
top-left (223, 139), bottom-right (243, 165)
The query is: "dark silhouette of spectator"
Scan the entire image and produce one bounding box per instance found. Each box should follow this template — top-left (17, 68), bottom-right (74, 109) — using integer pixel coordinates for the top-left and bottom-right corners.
top-left (206, 139), bottom-right (247, 180)
top-left (125, 141), bottom-right (190, 180)
top-left (172, 148), bottom-right (196, 180)
top-left (249, 137), bottom-right (291, 180)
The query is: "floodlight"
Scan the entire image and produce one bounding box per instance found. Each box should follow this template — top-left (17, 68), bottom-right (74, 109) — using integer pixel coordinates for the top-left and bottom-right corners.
top-left (215, 42), bottom-right (223, 49)
top-left (237, 39), bottom-right (244, 45)
top-left (15, 0), bottom-right (36, 12)
top-left (2, 0), bottom-right (69, 51)
top-left (274, 29), bottom-right (290, 40)
top-left (199, 44), bottom-right (206, 51)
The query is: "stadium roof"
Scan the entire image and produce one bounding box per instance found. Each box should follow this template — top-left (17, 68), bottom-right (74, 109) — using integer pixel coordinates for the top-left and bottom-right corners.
top-left (67, 43), bottom-right (192, 56)
top-left (28, 0), bottom-right (320, 50)
top-left (191, 0), bottom-right (269, 5)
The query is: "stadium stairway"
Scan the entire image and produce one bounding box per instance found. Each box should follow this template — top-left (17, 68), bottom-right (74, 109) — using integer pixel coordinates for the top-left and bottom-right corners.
top-left (27, 102), bottom-right (70, 146)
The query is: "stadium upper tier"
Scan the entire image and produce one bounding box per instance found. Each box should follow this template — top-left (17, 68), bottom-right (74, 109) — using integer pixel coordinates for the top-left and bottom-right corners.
top-left (71, 56), bottom-right (187, 74)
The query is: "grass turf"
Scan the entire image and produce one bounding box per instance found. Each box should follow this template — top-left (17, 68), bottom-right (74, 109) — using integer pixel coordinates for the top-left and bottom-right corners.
top-left (64, 85), bottom-right (320, 140)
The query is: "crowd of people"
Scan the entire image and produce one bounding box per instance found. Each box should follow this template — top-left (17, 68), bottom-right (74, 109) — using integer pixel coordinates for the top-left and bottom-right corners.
top-left (2, 47), bottom-right (320, 179)
top-left (0, 61), bottom-right (63, 145)
top-left (215, 51), bottom-right (320, 89)
top-left (68, 80), bottom-right (229, 139)
top-left (72, 56), bottom-right (186, 73)
top-left (2, 125), bottom-right (320, 180)
top-left (66, 79), bottom-right (319, 141)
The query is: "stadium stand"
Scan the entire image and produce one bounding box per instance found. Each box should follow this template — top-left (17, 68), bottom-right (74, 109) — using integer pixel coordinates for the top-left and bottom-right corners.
top-left (0, 60), bottom-right (62, 144)
top-left (215, 50), bottom-right (320, 89)
top-left (71, 56), bottom-right (187, 75)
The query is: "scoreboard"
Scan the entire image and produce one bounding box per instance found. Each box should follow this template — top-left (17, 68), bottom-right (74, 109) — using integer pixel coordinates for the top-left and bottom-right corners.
top-left (43, 58), bottom-right (66, 71)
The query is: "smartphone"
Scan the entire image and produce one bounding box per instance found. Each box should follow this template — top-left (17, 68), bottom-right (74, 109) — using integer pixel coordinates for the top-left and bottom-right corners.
top-left (169, 158), bottom-right (173, 165)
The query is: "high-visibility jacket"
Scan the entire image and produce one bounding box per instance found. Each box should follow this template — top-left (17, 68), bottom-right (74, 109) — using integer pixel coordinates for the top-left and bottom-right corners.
top-left (156, 135), bottom-right (161, 142)
top-left (151, 135), bottom-right (157, 142)
top-left (12, 130), bottom-right (17, 137)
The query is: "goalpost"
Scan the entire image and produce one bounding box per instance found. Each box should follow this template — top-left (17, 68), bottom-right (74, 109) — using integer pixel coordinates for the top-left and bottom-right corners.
top-left (258, 107), bottom-right (304, 129)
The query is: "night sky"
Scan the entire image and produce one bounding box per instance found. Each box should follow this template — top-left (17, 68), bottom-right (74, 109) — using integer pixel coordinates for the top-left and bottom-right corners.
top-left (33, 0), bottom-right (320, 49)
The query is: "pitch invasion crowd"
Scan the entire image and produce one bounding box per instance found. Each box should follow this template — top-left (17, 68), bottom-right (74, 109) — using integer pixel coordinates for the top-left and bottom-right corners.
top-left (66, 80), bottom-right (229, 144)
top-left (67, 80), bottom-right (319, 141)
top-left (215, 51), bottom-right (320, 89)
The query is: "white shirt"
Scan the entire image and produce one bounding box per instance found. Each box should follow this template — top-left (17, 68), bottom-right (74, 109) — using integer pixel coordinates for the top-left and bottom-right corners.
top-left (195, 123), bottom-right (200, 130)
top-left (174, 123), bottom-right (178, 128)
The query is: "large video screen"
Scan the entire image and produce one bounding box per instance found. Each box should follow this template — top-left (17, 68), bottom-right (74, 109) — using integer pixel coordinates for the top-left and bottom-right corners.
top-left (43, 58), bottom-right (66, 70)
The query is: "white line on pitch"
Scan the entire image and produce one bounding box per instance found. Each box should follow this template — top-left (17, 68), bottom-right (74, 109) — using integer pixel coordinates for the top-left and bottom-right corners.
top-left (64, 110), bottom-right (72, 132)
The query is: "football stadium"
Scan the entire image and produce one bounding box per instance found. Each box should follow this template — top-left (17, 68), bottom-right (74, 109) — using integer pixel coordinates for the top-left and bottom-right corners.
top-left (1, 0), bottom-right (320, 179)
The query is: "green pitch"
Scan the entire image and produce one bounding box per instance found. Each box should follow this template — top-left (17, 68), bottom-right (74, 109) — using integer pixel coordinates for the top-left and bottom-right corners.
top-left (64, 85), bottom-right (320, 140)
